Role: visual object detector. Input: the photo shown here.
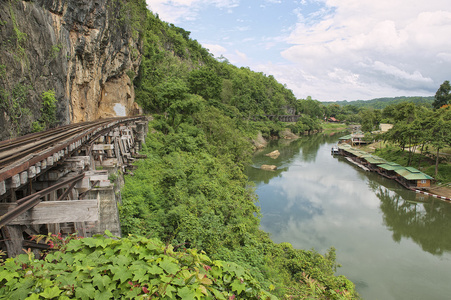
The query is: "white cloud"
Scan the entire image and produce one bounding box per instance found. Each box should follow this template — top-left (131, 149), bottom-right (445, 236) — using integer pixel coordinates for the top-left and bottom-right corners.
top-left (234, 50), bottom-right (248, 61)
top-left (202, 44), bottom-right (227, 57)
top-left (276, 0), bottom-right (451, 100)
top-left (371, 61), bottom-right (433, 83)
top-left (146, 0), bottom-right (239, 23)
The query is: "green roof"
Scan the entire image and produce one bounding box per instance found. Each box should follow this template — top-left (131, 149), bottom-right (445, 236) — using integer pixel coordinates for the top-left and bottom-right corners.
top-left (364, 155), bottom-right (387, 164)
top-left (335, 145), bottom-right (434, 180)
top-left (338, 144), bottom-right (352, 149)
top-left (395, 168), bottom-right (434, 180)
top-left (378, 163), bottom-right (404, 171)
top-left (339, 135), bottom-right (352, 140)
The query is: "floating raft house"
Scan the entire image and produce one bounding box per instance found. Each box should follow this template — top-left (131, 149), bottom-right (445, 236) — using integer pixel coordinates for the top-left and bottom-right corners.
top-left (337, 143), bottom-right (433, 189)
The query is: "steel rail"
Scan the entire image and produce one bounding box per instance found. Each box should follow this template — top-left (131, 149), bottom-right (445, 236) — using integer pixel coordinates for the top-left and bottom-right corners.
top-left (0, 116), bottom-right (146, 182)
top-left (0, 122), bottom-right (112, 169)
top-left (0, 120), bottom-right (105, 153)
top-left (0, 119), bottom-right (115, 165)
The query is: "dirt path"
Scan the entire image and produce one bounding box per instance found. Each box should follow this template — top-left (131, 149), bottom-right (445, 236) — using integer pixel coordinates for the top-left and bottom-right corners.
top-left (427, 185), bottom-right (451, 199)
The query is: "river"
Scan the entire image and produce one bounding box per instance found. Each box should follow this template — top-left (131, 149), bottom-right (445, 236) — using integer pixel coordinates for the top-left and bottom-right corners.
top-left (245, 133), bottom-right (451, 300)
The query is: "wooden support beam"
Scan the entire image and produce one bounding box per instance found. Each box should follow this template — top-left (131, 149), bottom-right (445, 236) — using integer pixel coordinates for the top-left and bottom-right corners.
top-left (93, 144), bottom-right (114, 151)
top-left (0, 200), bottom-right (98, 225)
top-left (2, 225), bottom-right (24, 257)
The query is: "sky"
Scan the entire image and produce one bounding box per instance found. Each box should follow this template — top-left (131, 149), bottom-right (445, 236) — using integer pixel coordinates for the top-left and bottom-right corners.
top-left (145, 0), bottom-right (451, 102)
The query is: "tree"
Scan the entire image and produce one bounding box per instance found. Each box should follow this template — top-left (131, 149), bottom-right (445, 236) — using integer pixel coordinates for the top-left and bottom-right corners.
top-left (433, 80), bottom-right (451, 109)
top-left (154, 78), bottom-right (189, 113)
top-left (426, 108), bottom-right (451, 176)
top-left (187, 67), bottom-right (222, 101)
top-left (359, 108), bottom-right (381, 132)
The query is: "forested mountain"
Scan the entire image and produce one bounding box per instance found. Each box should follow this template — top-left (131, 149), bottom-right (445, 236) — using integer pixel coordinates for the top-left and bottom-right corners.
top-left (133, 11), bottom-right (297, 118)
top-left (323, 96), bottom-right (434, 109)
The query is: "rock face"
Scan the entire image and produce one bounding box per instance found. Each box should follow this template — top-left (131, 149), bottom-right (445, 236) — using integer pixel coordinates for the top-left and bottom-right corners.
top-left (265, 150), bottom-right (280, 159)
top-left (0, 0), bottom-right (142, 140)
top-left (261, 164), bottom-right (277, 171)
top-left (252, 132), bottom-right (268, 150)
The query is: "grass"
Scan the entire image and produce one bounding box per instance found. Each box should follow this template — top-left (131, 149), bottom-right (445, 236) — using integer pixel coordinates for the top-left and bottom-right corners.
top-left (321, 122), bottom-right (347, 132)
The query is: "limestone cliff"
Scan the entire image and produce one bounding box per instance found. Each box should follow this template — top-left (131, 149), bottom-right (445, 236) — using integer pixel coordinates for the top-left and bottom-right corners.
top-left (0, 0), bottom-right (142, 140)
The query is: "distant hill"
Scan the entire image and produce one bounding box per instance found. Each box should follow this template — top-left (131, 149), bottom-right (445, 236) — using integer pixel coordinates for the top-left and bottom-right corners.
top-left (322, 96), bottom-right (434, 109)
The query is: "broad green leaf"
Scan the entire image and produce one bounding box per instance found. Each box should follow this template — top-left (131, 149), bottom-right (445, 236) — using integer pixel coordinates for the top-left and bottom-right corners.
top-left (81, 238), bottom-right (97, 248)
top-left (160, 274), bottom-right (173, 283)
top-left (230, 279), bottom-right (246, 295)
top-left (24, 293), bottom-right (40, 300)
top-left (177, 286), bottom-right (196, 300)
top-left (211, 288), bottom-right (227, 300)
top-left (125, 287), bottom-right (141, 299)
top-left (65, 239), bottom-right (84, 252)
top-left (147, 264), bottom-right (164, 275)
top-left (226, 263), bottom-right (245, 278)
top-left (92, 274), bottom-right (112, 292)
top-left (131, 267), bottom-right (148, 282)
top-left (209, 267), bottom-right (222, 279)
top-left (159, 258), bottom-right (179, 274)
top-left (213, 260), bottom-right (223, 268)
top-left (75, 285), bottom-right (96, 300)
top-left (0, 270), bottom-right (19, 284)
top-left (94, 289), bottom-right (114, 300)
top-left (39, 286), bottom-right (62, 299)
top-left (104, 229), bottom-right (114, 237)
top-left (112, 268), bottom-right (133, 284)
top-left (163, 284), bottom-right (177, 299)
top-left (111, 254), bottom-right (130, 266)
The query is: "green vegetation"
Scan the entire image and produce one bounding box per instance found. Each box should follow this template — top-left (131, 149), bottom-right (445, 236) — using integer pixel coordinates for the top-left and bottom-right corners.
top-left (119, 117), bottom-right (357, 298)
top-left (322, 122), bottom-right (348, 133)
top-left (379, 103), bottom-right (451, 178)
top-left (324, 96), bottom-right (434, 110)
top-left (0, 82), bottom-right (32, 135)
top-left (8, 2), bottom-right (28, 66)
top-left (433, 80), bottom-right (451, 109)
top-left (32, 89), bottom-right (58, 132)
top-left (50, 44), bottom-right (62, 59)
top-left (0, 232), bottom-right (275, 299)
top-left (0, 65), bottom-right (5, 78)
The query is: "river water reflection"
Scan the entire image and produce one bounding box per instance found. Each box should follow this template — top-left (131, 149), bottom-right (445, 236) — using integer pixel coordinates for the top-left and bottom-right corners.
top-left (245, 134), bottom-right (451, 300)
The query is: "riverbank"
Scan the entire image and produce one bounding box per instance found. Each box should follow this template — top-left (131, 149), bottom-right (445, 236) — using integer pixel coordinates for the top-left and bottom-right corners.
top-left (358, 141), bottom-right (451, 200)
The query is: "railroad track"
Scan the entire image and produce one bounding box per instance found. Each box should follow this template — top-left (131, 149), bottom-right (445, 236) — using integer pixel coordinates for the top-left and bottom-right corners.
top-left (0, 116), bottom-right (146, 182)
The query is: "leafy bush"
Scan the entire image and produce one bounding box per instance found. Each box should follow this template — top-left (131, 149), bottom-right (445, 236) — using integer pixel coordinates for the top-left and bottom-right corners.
top-left (0, 232), bottom-right (276, 299)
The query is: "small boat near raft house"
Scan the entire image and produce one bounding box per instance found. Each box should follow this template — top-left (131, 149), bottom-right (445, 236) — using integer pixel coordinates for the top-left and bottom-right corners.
top-left (335, 143), bottom-right (434, 191)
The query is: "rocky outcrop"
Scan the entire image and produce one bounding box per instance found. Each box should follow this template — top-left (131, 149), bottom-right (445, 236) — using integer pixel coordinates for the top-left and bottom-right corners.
top-left (252, 132), bottom-right (268, 150)
top-left (265, 150), bottom-right (280, 159)
top-left (261, 164), bottom-right (277, 171)
top-left (0, 0), bottom-right (142, 140)
top-left (279, 129), bottom-right (299, 139)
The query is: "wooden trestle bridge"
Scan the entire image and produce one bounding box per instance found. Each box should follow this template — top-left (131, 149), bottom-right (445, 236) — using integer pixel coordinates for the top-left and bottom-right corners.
top-left (0, 116), bottom-right (149, 257)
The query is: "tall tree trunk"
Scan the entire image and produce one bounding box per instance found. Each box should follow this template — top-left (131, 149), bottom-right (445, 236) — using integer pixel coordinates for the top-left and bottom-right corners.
top-left (407, 137), bottom-right (412, 166)
top-left (435, 148), bottom-right (440, 177)
top-left (418, 144), bottom-right (424, 169)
